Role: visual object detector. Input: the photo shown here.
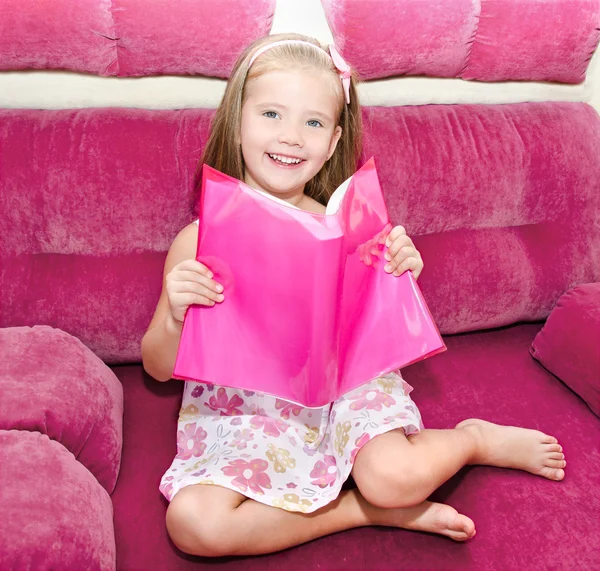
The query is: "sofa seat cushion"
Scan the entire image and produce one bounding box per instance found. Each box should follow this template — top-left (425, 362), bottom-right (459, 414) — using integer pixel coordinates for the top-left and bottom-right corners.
top-left (530, 283), bottom-right (600, 417)
top-left (0, 325), bottom-right (123, 492)
top-left (0, 430), bottom-right (116, 571)
top-left (110, 323), bottom-right (600, 570)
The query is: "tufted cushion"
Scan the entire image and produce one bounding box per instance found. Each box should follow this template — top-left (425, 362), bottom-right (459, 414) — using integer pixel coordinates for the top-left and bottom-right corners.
top-left (0, 0), bottom-right (275, 78)
top-left (464, 0), bottom-right (600, 83)
top-left (530, 283), bottom-right (600, 417)
top-left (0, 430), bottom-right (116, 570)
top-left (1, 104), bottom-right (599, 357)
top-left (322, 0), bottom-right (600, 82)
top-left (0, 326), bottom-right (123, 492)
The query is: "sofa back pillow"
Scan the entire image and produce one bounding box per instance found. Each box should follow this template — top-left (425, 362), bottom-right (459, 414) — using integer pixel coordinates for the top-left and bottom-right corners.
top-left (1, 103), bottom-right (599, 362)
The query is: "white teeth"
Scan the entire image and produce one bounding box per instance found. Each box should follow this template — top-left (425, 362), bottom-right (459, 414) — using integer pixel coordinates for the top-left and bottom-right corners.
top-left (269, 153), bottom-right (302, 164)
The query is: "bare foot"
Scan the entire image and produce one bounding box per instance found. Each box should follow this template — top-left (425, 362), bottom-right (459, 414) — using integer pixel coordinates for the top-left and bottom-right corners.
top-left (372, 499), bottom-right (476, 542)
top-left (455, 418), bottom-right (566, 481)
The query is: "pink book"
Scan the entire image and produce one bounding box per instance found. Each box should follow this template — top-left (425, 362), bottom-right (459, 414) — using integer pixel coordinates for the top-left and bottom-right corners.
top-left (173, 159), bottom-right (446, 407)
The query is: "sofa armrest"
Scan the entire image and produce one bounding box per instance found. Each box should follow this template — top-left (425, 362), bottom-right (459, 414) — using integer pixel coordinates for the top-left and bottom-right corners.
top-left (0, 326), bottom-right (123, 492)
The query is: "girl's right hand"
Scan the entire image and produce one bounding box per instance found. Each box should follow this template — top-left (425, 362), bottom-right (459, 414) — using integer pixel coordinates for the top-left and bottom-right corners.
top-left (165, 259), bottom-right (224, 324)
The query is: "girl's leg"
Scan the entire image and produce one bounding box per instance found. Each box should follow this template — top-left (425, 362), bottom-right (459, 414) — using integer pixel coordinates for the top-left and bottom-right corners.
top-left (166, 484), bottom-right (476, 557)
top-left (352, 418), bottom-right (566, 510)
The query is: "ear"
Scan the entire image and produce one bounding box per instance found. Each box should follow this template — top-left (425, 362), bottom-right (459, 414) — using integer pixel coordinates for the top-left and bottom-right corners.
top-left (327, 125), bottom-right (343, 160)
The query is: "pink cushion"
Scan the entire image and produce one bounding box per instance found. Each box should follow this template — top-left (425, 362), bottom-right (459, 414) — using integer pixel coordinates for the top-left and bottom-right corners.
top-left (322, 0), bottom-right (600, 82)
top-left (0, 107), bottom-right (214, 363)
top-left (322, 0), bottom-right (475, 80)
top-left (0, 0), bottom-right (275, 77)
top-left (0, 430), bottom-right (116, 570)
top-left (0, 0), bottom-right (114, 74)
top-left (530, 283), bottom-right (600, 417)
top-left (464, 0), bottom-right (600, 83)
top-left (1, 104), bottom-right (599, 357)
top-left (113, 0), bottom-right (275, 78)
top-left (0, 326), bottom-right (123, 492)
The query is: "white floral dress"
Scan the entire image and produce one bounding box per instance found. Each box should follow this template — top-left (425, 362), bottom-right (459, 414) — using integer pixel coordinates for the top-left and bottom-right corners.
top-left (160, 371), bottom-right (423, 513)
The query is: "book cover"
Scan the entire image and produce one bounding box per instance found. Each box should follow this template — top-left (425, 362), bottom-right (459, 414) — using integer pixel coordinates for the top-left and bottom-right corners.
top-left (173, 158), bottom-right (446, 407)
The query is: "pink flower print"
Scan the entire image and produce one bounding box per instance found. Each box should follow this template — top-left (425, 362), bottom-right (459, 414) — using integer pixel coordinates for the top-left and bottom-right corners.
top-left (348, 388), bottom-right (396, 411)
top-left (250, 414), bottom-right (289, 437)
top-left (383, 411), bottom-right (410, 424)
top-left (310, 455), bottom-right (337, 488)
top-left (286, 482), bottom-right (297, 489)
top-left (230, 417), bottom-right (243, 426)
top-left (205, 383), bottom-right (215, 392)
top-left (231, 429), bottom-right (255, 450)
top-left (249, 404), bottom-right (267, 416)
top-left (222, 459), bottom-right (272, 495)
top-left (205, 388), bottom-right (244, 416)
top-left (160, 480), bottom-right (174, 501)
top-left (243, 390), bottom-right (256, 397)
top-left (350, 433), bottom-right (371, 463)
top-left (176, 423), bottom-right (208, 460)
top-left (302, 443), bottom-right (318, 457)
top-left (191, 384), bottom-right (205, 399)
top-left (275, 399), bottom-right (302, 420)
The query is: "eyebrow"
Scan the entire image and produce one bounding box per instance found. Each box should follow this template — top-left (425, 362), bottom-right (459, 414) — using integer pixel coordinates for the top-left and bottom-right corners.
top-left (255, 102), bottom-right (334, 122)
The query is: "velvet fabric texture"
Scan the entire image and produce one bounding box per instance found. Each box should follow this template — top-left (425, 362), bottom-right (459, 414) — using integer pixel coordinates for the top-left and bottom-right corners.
top-left (0, 108), bottom-right (214, 363)
top-left (530, 283), bottom-right (600, 417)
top-left (0, 430), bottom-right (116, 571)
top-left (0, 326), bottom-right (123, 493)
top-left (322, 0), bottom-right (600, 81)
top-left (111, 324), bottom-right (600, 570)
top-left (1, 103), bottom-right (598, 362)
top-left (0, 0), bottom-right (275, 77)
top-left (1, 0), bottom-right (598, 81)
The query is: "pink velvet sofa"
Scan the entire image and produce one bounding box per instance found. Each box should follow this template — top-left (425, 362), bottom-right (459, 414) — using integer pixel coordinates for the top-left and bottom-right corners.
top-left (1, 1), bottom-right (600, 570)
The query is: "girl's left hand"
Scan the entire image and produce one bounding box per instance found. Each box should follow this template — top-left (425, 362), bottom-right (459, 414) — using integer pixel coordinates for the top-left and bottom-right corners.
top-left (384, 225), bottom-right (424, 280)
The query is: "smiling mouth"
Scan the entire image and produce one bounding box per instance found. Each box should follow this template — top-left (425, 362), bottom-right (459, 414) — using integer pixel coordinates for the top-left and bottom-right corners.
top-left (267, 153), bottom-right (305, 166)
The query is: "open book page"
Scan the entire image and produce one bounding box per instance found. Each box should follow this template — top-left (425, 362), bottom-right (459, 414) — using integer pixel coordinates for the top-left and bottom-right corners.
top-left (326, 177), bottom-right (352, 215)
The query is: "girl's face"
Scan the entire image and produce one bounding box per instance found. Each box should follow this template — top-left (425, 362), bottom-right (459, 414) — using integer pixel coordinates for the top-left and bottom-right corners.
top-left (240, 68), bottom-right (343, 203)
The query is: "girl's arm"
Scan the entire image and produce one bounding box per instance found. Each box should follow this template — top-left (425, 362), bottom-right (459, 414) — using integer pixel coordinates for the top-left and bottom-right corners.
top-left (141, 222), bottom-right (224, 381)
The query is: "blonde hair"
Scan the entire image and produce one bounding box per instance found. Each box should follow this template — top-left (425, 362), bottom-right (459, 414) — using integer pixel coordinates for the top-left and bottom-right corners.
top-left (198, 33), bottom-right (362, 205)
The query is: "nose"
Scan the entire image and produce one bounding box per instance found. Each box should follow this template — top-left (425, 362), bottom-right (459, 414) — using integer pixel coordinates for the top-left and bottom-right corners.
top-left (277, 120), bottom-right (304, 147)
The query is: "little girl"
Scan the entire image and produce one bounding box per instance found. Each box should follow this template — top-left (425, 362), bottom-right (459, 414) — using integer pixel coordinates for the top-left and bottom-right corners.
top-left (141, 33), bottom-right (566, 558)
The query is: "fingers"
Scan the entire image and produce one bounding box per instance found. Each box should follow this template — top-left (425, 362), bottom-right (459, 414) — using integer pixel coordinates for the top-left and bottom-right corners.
top-left (384, 241), bottom-right (420, 273)
top-left (385, 237), bottom-right (414, 261)
top-left (170, 280), bottom-right (224, 304)
top-left (172, 290), bottom-right (221, 308)
top-left (166, 259), bottom-right (225, 317)
top-left (386, 257), bottom-right (422, 278)
top-left (383, 226), bottom-right (424, 279)
top-left (174, 270), bottom-right (223, 294)
top-left (385, 225), bottom-right (406, 247)
top-left (176, 258), bottom-right (215, 279)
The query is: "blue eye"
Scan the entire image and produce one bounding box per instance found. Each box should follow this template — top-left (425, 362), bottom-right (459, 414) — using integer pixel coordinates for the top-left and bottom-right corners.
top-left (307, 119), bottom-right (322, 128)
top-left (263, 111), bottom-right (279, 119)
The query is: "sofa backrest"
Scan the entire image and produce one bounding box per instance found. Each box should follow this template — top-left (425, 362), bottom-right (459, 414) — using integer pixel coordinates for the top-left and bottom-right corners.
top-left (1, 103), bottom-right (598, 363)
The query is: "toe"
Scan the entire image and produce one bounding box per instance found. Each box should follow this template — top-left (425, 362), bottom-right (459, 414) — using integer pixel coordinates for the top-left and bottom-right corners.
top-left (447, 522), bottom-right (475, 542)
top-left (546, 443), bottom-right (562, 453)
top-left (548, 452), bottom-right (565, 461)
top-left (541, 435), bottom-right (558, 445)
top-left (546, 458), bottom-right (566, 469)
top-left (540, 466), bottom-right (565, 480)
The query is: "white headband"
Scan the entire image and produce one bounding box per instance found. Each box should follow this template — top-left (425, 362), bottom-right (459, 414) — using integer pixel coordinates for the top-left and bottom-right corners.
top-left (247, 40), bottom-right (351, 104)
